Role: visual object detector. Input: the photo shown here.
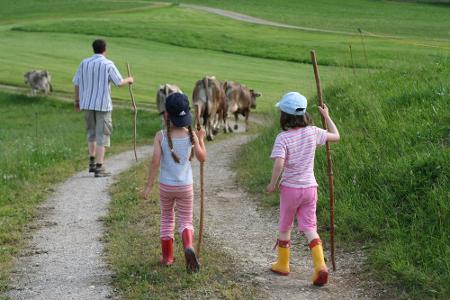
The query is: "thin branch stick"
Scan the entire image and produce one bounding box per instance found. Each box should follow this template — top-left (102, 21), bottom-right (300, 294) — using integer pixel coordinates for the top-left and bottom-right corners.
top-left (126, 63), bottom-right (138, 162)
top-left (310, 50), bottom-right (336, 271)
top-left (195, 104), bottom-right (205, 259)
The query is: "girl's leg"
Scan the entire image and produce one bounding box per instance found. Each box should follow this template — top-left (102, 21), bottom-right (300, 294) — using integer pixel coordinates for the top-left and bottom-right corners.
top-left (271, 185), bottom-right (300, 276)
top-left (297, 187), bottom-right (328, 286)
top-left (174, 185), bottom-right (199, 273)
top-left (159, 184), bottom-right (176, 266)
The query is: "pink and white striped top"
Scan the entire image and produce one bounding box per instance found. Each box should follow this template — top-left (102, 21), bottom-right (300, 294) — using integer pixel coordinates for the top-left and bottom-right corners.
top-left (270, 126), bottom-right (327, 188)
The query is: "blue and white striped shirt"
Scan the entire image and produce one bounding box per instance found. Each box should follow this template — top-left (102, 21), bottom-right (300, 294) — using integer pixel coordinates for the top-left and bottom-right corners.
top-left (72, 54), bottom-right (123, 112)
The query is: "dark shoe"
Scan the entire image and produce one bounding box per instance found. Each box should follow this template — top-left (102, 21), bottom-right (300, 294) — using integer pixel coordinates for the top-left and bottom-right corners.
top-left (184, 248), bottom-right (200, 273)
top-left (95, 166), bottom-right (111, 177)
top-left (89, 163), bottom-right (96, 173)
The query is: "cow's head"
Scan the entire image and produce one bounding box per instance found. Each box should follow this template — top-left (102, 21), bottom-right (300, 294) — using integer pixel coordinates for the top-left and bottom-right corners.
top-left (249, 89), bottom-right (262, 109)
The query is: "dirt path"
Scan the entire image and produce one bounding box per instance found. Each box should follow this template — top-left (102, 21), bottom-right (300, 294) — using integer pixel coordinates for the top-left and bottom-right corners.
top-left (6, 147), bottom-right (152, 300)
top-left (191, 133), bottom-right (389, 299)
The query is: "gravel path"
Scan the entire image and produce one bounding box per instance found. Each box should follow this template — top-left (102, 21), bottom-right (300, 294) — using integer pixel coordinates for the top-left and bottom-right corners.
top-left (191, 133), bottom-right (391, 299)
top-left (6, 147), bottom-right (152, 300)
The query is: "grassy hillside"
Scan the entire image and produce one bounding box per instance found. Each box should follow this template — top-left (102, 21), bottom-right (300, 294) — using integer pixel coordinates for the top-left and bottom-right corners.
top-left (175, 0), bottom-right (450, 41)
top-left (235, 60), bottom-right (450, 298)
top-left (0, 92), bottom-right (161, 291)
top-left (13, 5), bottom-right (448, 69)
top-left (0, 30), bottom-right (340, 113)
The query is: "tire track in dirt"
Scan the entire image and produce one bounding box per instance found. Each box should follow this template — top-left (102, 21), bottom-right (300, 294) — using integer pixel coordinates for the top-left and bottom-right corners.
top-left (191, 132), bottom-right (391, 299)
top-left (6, 147), bottom-right (152, 300)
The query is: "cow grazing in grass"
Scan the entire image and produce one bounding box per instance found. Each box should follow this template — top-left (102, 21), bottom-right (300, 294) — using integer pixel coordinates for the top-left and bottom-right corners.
top-left (223, 81), bottom-right (261, 132)
top-left (192, 76), bottom-right (228, 141)
top-left (156, 83), bottom-right (183, 114)
top-left (24, 70), bottom-right (53, 96)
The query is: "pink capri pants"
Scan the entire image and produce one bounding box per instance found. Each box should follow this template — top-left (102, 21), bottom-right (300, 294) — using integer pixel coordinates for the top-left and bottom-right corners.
top-left (159, 183), bottom-right (194, 239)
top-left (278, 185), bottom-right (318, 233)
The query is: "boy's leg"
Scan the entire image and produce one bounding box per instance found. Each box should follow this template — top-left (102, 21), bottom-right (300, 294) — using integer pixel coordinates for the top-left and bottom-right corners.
top-left (159, 185), bottom-right (176, 265)
top-left (175, 185), bottom-right (199, 273)
top-left (298, 187), bottom-right (328, 286)
top-left (85, 111), bottom-right (97, 172)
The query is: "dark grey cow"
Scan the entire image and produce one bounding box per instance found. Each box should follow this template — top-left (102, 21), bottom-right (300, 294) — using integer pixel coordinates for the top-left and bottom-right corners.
top-left (24, 70), bottom-right (53, 96)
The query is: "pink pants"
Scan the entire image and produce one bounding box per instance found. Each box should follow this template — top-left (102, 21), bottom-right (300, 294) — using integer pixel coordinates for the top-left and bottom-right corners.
top-left (159, 183), bottom-right (194, 239)
top-left (279, 185), bottom-right (318, 233)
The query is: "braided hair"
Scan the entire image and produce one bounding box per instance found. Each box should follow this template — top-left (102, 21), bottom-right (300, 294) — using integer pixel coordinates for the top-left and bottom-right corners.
top-left (166, 118), bottom-right (181, 163)
top-left (187, 125), bottom-right (195, 161)
top-left (165, 119), bottom-right (195, 163)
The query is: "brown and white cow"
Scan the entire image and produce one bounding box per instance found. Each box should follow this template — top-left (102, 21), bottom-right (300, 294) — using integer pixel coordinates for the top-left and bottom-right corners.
top-left (156, 83), bottom-right (183, 115)
top-left (192, 76), bottom-right (228, 141)
top-left (223, 81), bottom-right (261, 132)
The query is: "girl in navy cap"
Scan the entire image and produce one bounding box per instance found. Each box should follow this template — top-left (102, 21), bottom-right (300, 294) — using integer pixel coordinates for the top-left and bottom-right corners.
top-left (142, 92), bottom-right (206, 273)
top-left (267, 92), bottom-right (340, 286)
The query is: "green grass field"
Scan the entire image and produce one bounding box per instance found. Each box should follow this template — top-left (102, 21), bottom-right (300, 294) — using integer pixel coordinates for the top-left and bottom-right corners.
top-left (0, 0), bottom-right (449, 298)
top-left (0, 92), bottom-right (161, 291)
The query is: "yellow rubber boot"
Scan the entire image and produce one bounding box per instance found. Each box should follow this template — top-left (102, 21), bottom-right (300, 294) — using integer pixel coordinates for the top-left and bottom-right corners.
top-left (270, 240), bottom-right (290, 276)
top-left (309, 239), bottom-right (328, 286)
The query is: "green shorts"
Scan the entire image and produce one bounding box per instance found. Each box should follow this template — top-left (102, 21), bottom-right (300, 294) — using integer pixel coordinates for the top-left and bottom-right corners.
top-left (85, 110), bottom-right (112, 147)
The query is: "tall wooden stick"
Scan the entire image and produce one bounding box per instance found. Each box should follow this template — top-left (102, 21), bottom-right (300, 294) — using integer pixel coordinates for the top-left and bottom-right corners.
top-left (195, 105), bottom-right (205, 259)
top-left (126, 63), bottom-right (138, 162)
top-left (310, 50), bottom-right (336, 271)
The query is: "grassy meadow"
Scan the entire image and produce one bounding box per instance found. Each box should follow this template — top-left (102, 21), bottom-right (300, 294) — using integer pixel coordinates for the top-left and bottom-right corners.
top-left (0, 0), bottom-right (449, 298)
top-left (0, 91), bottom-right (162, 291)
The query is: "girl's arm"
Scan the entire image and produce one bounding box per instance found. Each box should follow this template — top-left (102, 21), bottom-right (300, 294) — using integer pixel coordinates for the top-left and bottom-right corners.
top-left (267, 157), bottom-right (285, 194)
top-left (319, 104), bottom-right (340, 142)
top-left (193, 128), bottom-right (207, 162)
top-left (141, 132), bottom-right (162, 200)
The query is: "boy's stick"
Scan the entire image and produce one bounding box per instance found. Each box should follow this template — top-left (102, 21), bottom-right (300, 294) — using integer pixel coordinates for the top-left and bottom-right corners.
top-left (126, 63), bottom-right (138, 162)
top-left (195, 106), bottom-right (205, 259)
top-left (310, 50), bottom-right (337, 271)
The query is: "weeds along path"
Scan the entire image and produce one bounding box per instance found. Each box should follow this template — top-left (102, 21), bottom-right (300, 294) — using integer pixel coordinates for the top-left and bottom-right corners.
top-left (191, 133), bottom-right (388, 299)
top-left (7, 147), bottom-right (152, 300)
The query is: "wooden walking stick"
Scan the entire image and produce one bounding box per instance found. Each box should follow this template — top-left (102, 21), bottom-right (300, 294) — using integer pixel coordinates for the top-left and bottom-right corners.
top-left (310, 50), bottom-right (337, 271)
top-left (195, 105), bottom-right (205, 259)
top-left (126, 63), bottom-right (138, 162)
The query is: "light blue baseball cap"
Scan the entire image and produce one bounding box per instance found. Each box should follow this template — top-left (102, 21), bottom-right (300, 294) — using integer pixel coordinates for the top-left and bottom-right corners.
top-left (275, 92), bottom-right (307, 116)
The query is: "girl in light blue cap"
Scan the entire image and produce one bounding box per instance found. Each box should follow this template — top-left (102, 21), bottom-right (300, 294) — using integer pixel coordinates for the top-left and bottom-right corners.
top-left (267, 91), bottom-right (340, 286)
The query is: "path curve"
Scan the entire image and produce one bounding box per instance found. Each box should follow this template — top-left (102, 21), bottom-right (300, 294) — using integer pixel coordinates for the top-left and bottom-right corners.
top-left (181, 3), bottom-right (449, 50)
top-left (191, 133), bottom-right (390, 299)
top-left (7, 147), bottom-right (152, 300)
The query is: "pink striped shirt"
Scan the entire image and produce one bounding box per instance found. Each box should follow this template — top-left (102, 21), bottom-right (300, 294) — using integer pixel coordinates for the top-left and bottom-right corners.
top-left (271, 126), bottom-right (327, 188)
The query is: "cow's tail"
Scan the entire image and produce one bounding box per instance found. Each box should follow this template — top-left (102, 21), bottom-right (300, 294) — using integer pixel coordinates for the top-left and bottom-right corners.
top-left (49, 83), bottom-right (53, 93)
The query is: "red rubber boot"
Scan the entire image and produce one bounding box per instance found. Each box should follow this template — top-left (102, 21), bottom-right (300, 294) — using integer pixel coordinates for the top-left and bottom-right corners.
top-left (160, 237), bottom-right (174, 266)
top-left (181, 229), bottom-right (199, 273)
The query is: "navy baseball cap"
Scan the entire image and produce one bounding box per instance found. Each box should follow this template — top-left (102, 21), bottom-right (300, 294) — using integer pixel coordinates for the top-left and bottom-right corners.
top-left (276, 92), bottom-right (308, 116)
top-left (165, 92), bottom-right (192, 127)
